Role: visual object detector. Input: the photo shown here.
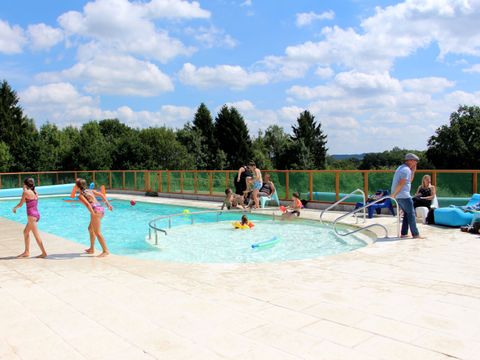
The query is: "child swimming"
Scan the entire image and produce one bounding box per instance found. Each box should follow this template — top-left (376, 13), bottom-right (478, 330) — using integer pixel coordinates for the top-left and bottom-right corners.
top-left (12, 178), bottom-right (47, 258)
top-left (75, 178), bottom-right (112, 257)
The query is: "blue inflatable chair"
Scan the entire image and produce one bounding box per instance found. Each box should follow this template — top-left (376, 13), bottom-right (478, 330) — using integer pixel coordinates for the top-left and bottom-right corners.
top-left (434, 193), bottom-right (480, 227)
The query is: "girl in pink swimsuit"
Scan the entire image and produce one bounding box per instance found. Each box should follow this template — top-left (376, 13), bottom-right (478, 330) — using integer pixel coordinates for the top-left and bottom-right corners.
top-left (75, 178), bottom-right (112, 257)
top-left (12, 178), bottom-right (47, 258)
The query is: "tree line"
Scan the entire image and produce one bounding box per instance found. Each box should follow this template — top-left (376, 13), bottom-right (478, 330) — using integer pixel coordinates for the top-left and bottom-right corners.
top-left (1, 79), bottom-right (479, 172)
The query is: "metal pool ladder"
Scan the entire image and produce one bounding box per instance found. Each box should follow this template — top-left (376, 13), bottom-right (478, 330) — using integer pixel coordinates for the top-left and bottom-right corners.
top-left (332, 196), bottom-right (401, 239)
top-left (320, 188), bottom-right (367, 224)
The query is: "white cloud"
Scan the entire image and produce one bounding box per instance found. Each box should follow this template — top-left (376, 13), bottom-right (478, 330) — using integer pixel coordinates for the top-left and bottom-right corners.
top-left (144, 0), bottom-right (210, 19)
top-left (401, 77), bottom-right (454, 93)
top-left (241, 0), bottom-right (252, 7)
top-left (0, 20), bottom-right (27, 54)
top-left (315, 66), bottom-right (334, 79)
top-left (58, 0), bottom-right (199, 63)
top-left (179, 63), bottom-right (269, 90)
top-left (296, 10), bottom-right (335, 27)
top-left (257, 55), bottom-right (310, 81)
top-left (280, 0), bottom-right (480, 74)
top-left (334, 71), bottom-right (402, 94)
top-left (287, 85), bottom-right (345, 100)
top-left (27, 23), bottom-right (64, 50)
top-left (185, 25), bottom-right (237, 48)
top-left (19, 82), bottom-right (194, 128)
top-left (37, 53), bottom-right (173, 96)
top-left (463, 63), bottom-right (480, 73)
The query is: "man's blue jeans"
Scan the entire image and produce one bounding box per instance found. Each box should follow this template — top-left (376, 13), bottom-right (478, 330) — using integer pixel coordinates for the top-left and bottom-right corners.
top-left (396, 197), bottom-right (419, 237)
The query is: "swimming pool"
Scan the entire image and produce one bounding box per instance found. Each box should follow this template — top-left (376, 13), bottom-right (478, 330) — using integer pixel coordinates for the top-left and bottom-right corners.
top-left (0, 197), bottom-right (369, 263)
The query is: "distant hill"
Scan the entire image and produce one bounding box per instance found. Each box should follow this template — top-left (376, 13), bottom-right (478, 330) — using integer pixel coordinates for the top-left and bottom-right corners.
top-left (330, 153), bottom-right (365, 160)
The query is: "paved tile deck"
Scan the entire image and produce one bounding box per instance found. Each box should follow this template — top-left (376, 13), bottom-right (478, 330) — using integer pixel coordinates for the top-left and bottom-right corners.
top-left (1, 195), bottom-right (480, 359)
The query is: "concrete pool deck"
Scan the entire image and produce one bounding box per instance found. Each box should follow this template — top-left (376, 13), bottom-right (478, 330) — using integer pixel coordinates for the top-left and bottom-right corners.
top-left (1, 195), bottom-right (480, 359)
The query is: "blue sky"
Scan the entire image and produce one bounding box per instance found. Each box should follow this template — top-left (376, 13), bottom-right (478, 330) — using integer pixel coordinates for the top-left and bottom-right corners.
top-left (1, 0), bottom-right (480, 154)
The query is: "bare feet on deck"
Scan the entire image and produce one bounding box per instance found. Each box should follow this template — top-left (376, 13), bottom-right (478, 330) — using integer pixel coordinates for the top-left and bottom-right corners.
top-left (35, 253), bottom-right (47, 258)
top-left (97, 251), bottom-right (109, 258)
top-left (84, 248), bottom-right (94, 254)
top-left (16, 252), bottom-right (29, 258)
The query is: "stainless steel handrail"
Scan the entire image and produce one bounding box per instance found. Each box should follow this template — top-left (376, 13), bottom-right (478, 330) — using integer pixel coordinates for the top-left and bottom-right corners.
top-left (320, 188), bottom-right (366, 224)
top-left (332, 196), bottom-right (401, 239)
top-left (148, 208), bottom-right (277, 245)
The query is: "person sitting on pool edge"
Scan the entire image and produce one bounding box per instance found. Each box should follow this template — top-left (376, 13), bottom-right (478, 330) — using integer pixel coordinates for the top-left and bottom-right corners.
top-left (282, 192), bottom-right (302, 219)
top-left (221, 188), bottom-right (245, 210)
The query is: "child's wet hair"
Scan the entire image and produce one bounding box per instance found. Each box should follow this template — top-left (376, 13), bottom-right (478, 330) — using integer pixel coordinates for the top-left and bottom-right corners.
top-left (293, 192), bottom-right (299, 198)
top-left (23, 177), bottom-right (36, 194)
top-left (75, 178), bottom-right (87, 191)
top-left (241, 214), bottom-right (248, 224)
top-left (225, 188), bottom-right (232, 195)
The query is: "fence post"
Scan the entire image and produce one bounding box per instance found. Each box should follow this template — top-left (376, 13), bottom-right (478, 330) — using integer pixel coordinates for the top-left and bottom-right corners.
top-left (335, 171), bottom-right (340, 201)
top-left (109, 172), bottom-right (112, 189)
top-left (92, 171), bottom-right (96, 186)
top-left (134, 172), bottom-right (137, 191)
top-left (209, 172), bottom-right (213, 195)
top-left (122, 172), bottom-right (125, 190)
top-left (56, 173), bottom-right (59, 185)
top-left (18, 174), bottom-right (21, 187)
top-left (37, 173), bottom-right (41, 186)
top-left (0, 175), bottom-right (2, 189)
top-left (225, 171), bottom-right (229, 189)
top-left (145, 171), bottom-right (149, 192)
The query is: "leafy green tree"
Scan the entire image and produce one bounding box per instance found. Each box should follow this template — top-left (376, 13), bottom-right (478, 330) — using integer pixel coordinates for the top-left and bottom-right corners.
top-left (326, 156), bottom-right (361, 170)
top-left (139, 127), bottom-right (194, 169)
top-left (192, 103), bottom-right (217, 167)
top-left (250, 130), bottom-right (273, 170)
top-left (427, 105), bottom-right (480, 169)
top-left (0, 141), bottom-right (12, 171)
top-left (214, 105), bottom-right (252, 169)
top-left (263, 125), bottom-right (292, 169)
top-left (359, 147), bottom-right (429, 170)
top-left (290, 110), bottom-right (328, 169)
top-left (0, 80), bottom-right (38, 171)
top-left (71, 121), bottom-right (112, 170)
top-left (58, 126), bottom-right (81, 170)
top-left (36, 123), bottom-right (66, 171)
top-left (177, 124), bottom-right (206, 169)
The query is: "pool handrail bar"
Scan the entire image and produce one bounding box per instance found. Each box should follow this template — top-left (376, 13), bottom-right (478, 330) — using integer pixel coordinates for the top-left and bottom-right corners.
top-left (148, 208), bottom-right (277, 245)
top-left (320, 188), bottom-right (366, 224)
top-left (332, 196), bottom-right (401, 239)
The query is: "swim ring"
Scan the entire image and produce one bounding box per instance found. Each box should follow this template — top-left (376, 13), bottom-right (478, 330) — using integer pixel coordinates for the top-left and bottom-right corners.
top-left (233, 221), bottom-right (254, 229)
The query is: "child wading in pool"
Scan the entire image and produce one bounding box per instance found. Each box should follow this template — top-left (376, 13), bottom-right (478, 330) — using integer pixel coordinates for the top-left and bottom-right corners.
top-left (12, 178), bottom-right (47, 258)
top-left (75, 178), bottom-right (112, 257)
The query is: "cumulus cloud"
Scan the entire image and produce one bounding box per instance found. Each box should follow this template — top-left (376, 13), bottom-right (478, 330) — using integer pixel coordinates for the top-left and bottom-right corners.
top-left (19, 82), bottom-right (194, 128)
top-left (273, 0), bottom-right (480, 75)
top-left (178, 63), bottom-right (269, 90)
top-left (296, 10), bottom-right (335, 27)
top-left (27, 23), bottom-right (64, 50)
top-left (463, 63), bottom-right (480, 73)
top-left (37, 53), bottom-right (173, 96)
top-left (0, 20), bottom-right (27, 54)
top-left (401, 77), bottom-right (454, 93)
top-left (58, 0), bottom-right (201, 63)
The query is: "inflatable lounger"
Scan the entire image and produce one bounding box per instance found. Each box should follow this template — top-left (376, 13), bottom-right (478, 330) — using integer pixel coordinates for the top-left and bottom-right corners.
top-left (0, 183), bottom-right (75, 198)
top-left (434, 207), bottom-right (474, 227)
top-left (434, 193), bottom-right (480, 227)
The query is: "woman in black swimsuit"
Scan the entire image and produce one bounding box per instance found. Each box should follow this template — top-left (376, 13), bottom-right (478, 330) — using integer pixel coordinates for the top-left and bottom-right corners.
top-left (413, 175), bottom-right (436, 208)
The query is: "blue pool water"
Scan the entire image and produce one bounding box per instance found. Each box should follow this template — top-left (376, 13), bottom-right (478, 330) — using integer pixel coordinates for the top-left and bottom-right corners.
top-left (0, 197), bottom-right (368, 263)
